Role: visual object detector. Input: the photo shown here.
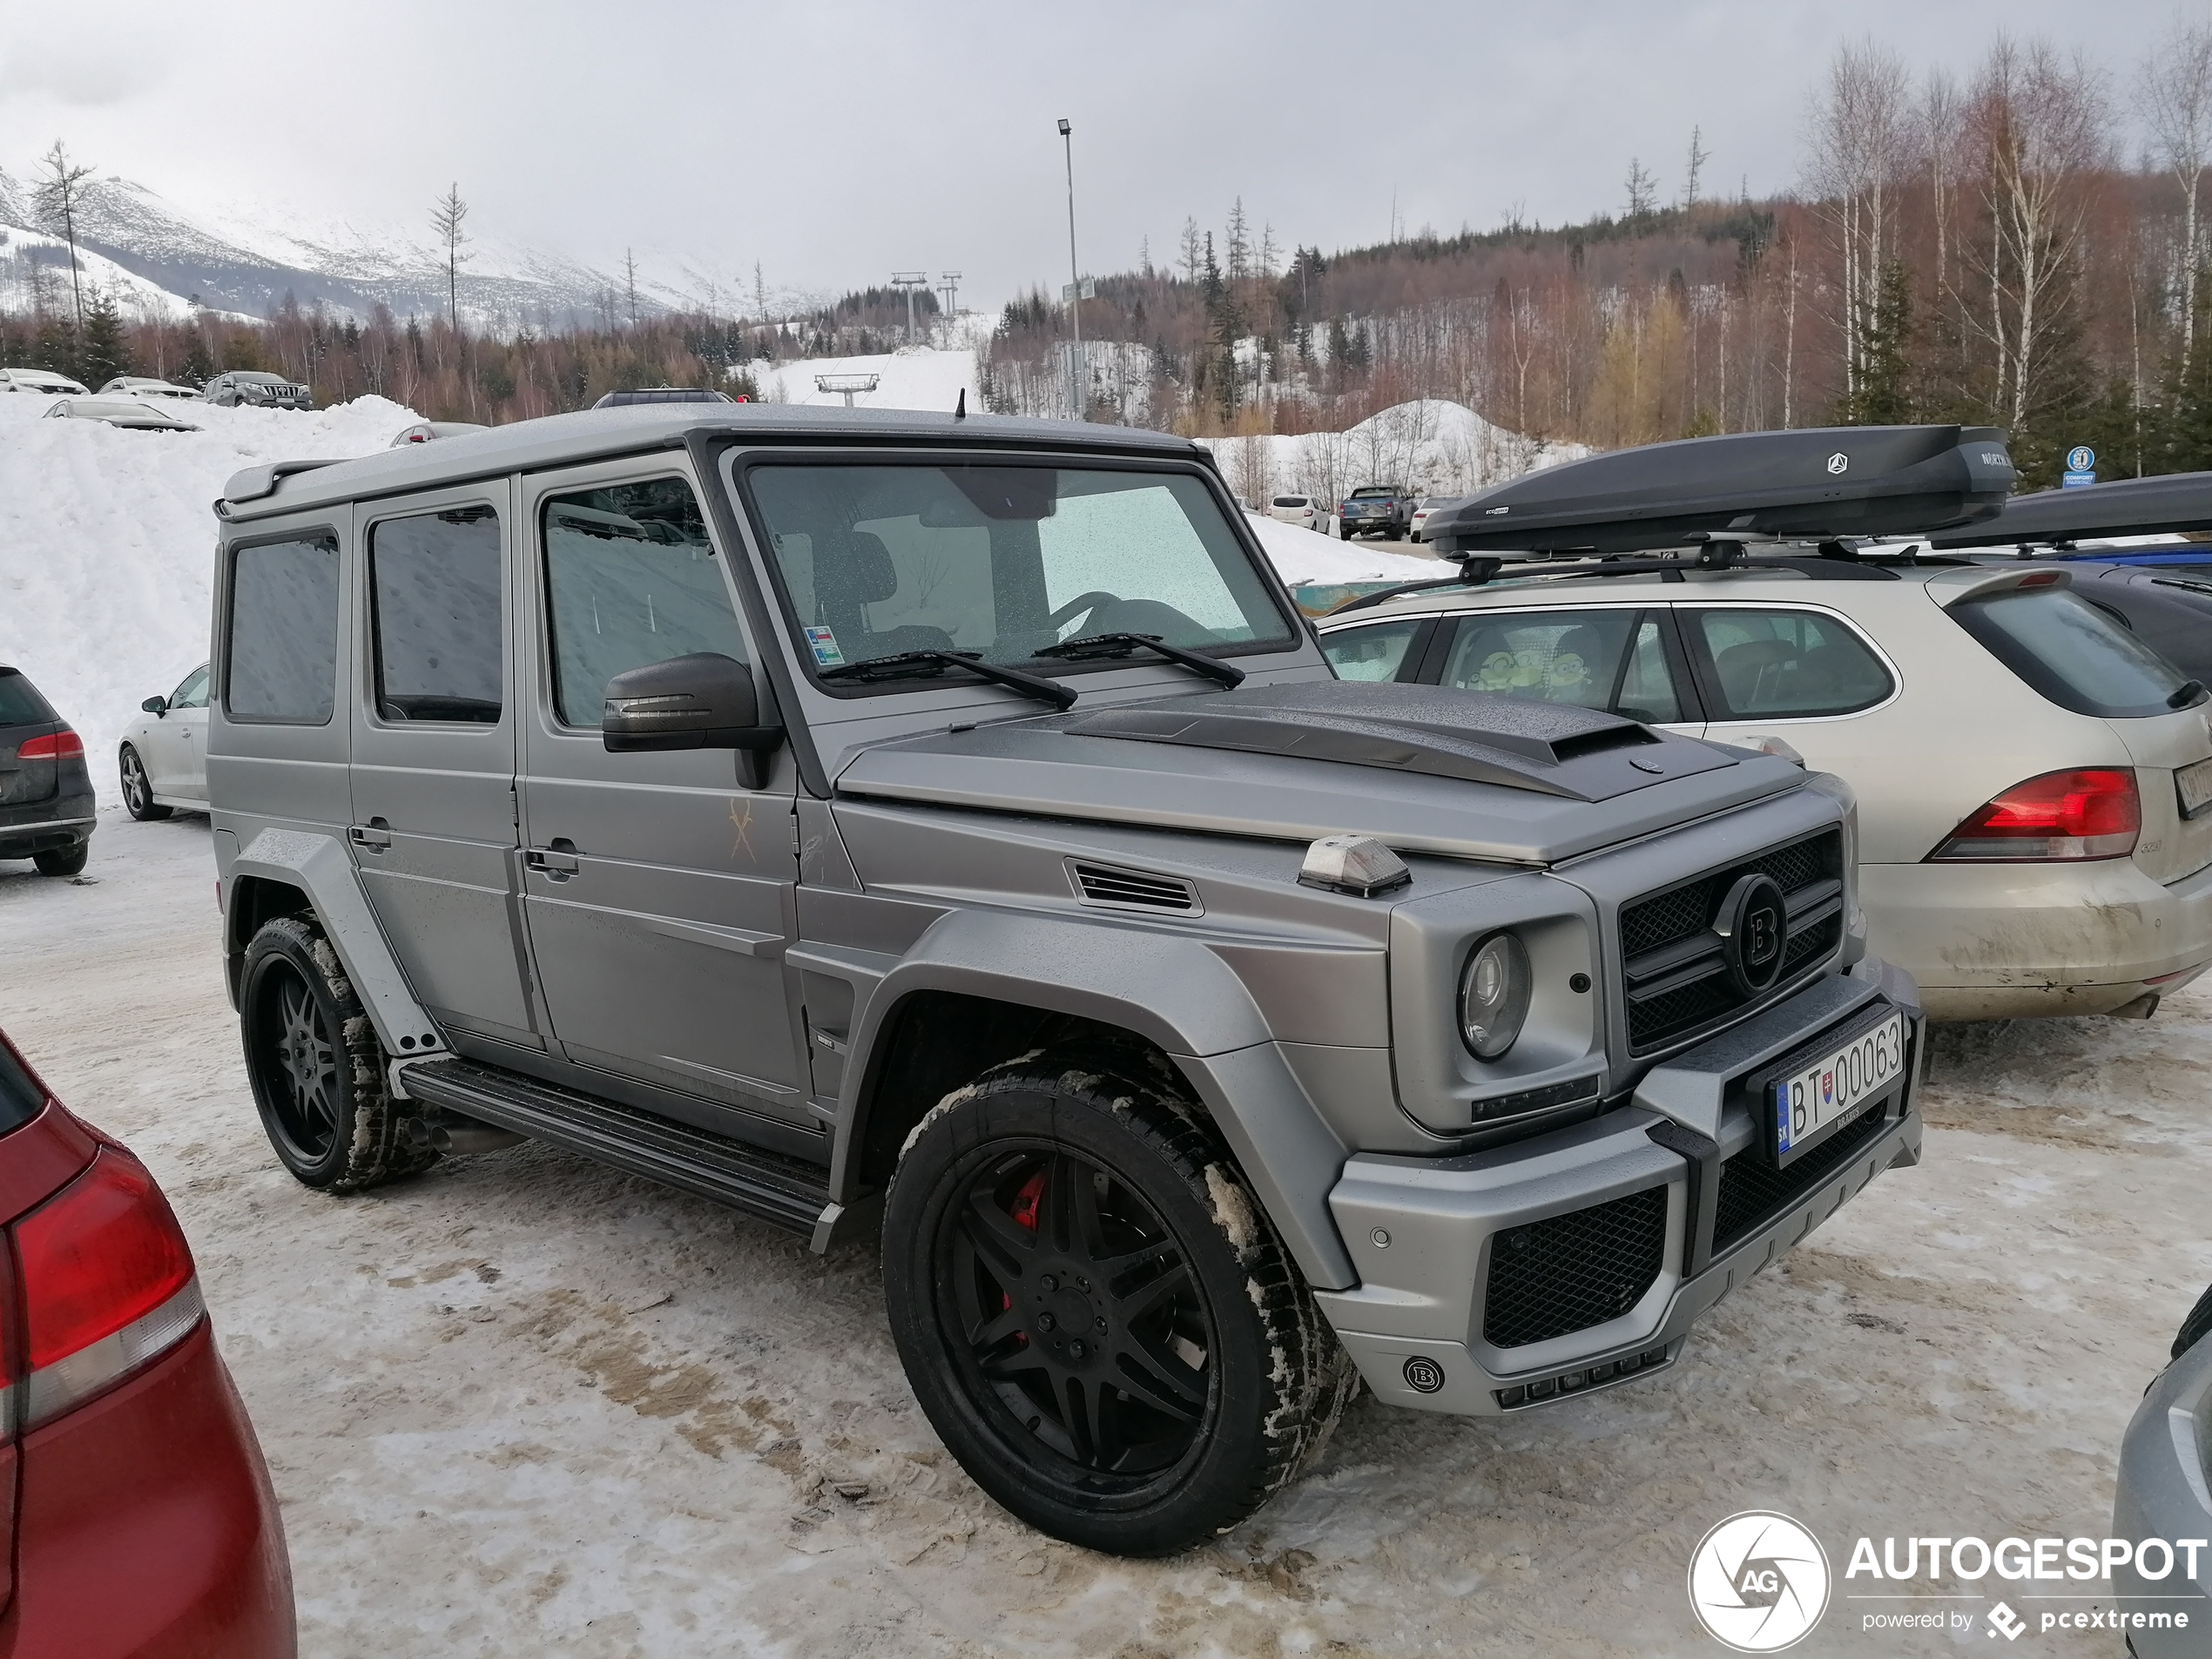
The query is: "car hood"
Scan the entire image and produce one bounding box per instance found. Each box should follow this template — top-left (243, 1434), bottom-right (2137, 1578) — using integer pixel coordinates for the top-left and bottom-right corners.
top-left (833, 681), bottom-right (1806, 865)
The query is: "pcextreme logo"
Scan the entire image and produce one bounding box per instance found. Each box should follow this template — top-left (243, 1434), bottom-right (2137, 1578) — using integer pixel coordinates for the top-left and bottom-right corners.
top-left (1687, 1511), bottom-right (1833, 1652)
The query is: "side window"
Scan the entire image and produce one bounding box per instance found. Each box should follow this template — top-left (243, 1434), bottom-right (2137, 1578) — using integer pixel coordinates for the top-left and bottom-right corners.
top-left (1439, 609), bottom-right (1682, 722)
top-left (1322, 620), bottom-right (1423, 682)
top-left (368, 505), bottom-right (503, 724)
top-left (1690, 608), bottom-right (1892, 719)
top-left (170, 665), bottom-right (211, 710)
top-left (226, 534), bottom-right (340, 725)
top-left (542, 476), bottom-right (747, 728)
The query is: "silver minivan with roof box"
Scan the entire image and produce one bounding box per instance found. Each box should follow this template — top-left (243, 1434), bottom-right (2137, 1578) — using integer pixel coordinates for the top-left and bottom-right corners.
top-left (207, 406), bottom-right (1946, 1554)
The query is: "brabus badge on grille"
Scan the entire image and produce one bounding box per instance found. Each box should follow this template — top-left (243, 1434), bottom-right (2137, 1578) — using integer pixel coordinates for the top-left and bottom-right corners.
top-left (1714, 873), bottom-right (1789, 997)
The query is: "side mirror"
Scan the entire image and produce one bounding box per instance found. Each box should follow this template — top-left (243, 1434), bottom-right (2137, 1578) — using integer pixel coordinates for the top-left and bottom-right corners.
top-left (142, 696), bottom-right (168, 717)
top-left (603, 652), bottom-right (783, 785)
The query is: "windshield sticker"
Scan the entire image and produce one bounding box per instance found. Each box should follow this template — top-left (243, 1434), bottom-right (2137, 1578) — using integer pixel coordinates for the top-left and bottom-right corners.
top-left (803, 625), bottom-right (846, 668)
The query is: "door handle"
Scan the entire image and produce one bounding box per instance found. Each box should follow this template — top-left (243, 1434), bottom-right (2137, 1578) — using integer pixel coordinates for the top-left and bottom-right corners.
top-left (526, 846), bottom-right (579, 880)
top-left (349, 822), bottom-right (393, 852)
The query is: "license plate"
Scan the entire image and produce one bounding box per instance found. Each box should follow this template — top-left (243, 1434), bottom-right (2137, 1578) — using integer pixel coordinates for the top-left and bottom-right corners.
top-left (1768, 1012), bottom-right (1905, 1168)
top-left (2177, 756), bottom-right (2212, 820)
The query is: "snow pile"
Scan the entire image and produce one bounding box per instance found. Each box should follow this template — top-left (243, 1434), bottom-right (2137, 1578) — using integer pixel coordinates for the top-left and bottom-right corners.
top-left (750, 346), bottom-right (978, 415)
top-left (1206, 398), bottom-right (1589, 509)
top-left (1241, 512), bottom-right (1434, 586)
top-left (0, 393), bottom-right (425, 786)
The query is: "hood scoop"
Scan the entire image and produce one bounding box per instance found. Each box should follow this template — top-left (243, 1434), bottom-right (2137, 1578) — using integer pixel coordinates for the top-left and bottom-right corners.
top-left (1059, 682), bottom-right (1729, 801)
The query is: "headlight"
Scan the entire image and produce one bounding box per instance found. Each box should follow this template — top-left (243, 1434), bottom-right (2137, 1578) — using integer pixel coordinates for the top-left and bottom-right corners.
top-left (1458, 931), bottom-right (1531, 1058)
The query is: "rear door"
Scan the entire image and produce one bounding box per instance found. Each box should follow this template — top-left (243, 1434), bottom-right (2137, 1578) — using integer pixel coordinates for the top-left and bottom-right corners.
top-left (347, 486), bottom-right (536, 1051)
top-left (0, 670), bottom-right (62, 812)
top-left (515, 461), bottom-right (808, 1129)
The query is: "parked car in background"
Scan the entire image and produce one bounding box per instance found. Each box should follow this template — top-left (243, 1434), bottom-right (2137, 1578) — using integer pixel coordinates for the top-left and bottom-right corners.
top-left (391, 420), bottom-right (489, 446)
top-left (590, 387), bottom-right (733, 407)
top-left (43, 396), bottom-right (199, 433)
top-left (0, 368), bottom-right (90, 395)
top-left (1410, 496), bottom-right (1453, 543)
top-left (1339, 483), bottom-right (1414, 540)
top-left (119, 664), bottom-right (212, 819)
top-left (1267, 492), bottom-right (1328, 531)
top-left (0, 1027), bottom-right (295, 1656)
top-left (0, 665), bottom-right (94, 879)
top-left (1326, 424), bottom-right (2212, 1022)
top-left (2111, 1280), bottom-right (2212, 1655)
top-left (201, 371), bottom-right (310, 410)
top-left (97, 376), bottom-right (202, 401)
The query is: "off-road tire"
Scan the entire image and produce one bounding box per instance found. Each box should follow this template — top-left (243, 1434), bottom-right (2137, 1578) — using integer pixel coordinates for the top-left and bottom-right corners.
top-left (881, 1049), bottom-right (1358, 1555)
top-left (2175, 1282), bottom-right (2212, 1360)
top-left (119, 745), bottom-right (171, 820)
top-left (239, 915), bottom-right (438, 1191)
top-left (32, 843), bottom-right (88, 878)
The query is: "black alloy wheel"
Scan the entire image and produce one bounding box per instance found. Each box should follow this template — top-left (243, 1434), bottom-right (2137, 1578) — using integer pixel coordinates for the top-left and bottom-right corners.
top-left (239, 915), bottom-right (436, 1190)
top-left (118, 745), bottom-right (171, 820)
top-left (946, 1144), bottom-right (1211, 1480)
top-left (882, 1055), bottom-right (1357, 1555)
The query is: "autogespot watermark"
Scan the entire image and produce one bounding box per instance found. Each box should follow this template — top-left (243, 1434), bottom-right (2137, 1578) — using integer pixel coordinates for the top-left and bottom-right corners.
top-left (1688, 1514), bottom-right (2207, 1648)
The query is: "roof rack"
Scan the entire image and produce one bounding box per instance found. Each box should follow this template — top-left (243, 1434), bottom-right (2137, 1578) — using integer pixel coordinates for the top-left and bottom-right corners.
top-left (1323, 539), bottom-right (1912, 617)
top-left (1925, 470), bottom-right (2212, 550)
top-left (1422, 423), bottom-right (2015, 558)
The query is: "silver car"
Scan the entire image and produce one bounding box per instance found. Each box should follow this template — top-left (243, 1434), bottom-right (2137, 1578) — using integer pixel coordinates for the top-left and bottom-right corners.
top-left (201, 370), bottom-right (310, 410)
top-left (206, 408), bottom-right (1932, 1555)
top-left (2113, 1285), bottom-right (2212, 1655)
top-left (118, 664), bottom-right (212, 819)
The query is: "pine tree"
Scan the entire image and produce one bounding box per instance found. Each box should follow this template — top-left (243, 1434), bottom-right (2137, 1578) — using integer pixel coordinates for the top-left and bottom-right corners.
top-left (179, 326), bottom-right (214, 388)
top-left (1226, 199), bottom-right (1251, 283)
top-left (1838, 260), bottom-right (1912, 425)
top-left (78, 288), bottom-right (132, 388)
top-left (1178, 218), bottom-right (1202, 285)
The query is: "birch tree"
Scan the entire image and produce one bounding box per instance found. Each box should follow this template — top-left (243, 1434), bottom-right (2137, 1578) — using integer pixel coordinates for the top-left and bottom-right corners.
top-left (2144, 16), bottom-right (2212, 369)
top-left (1804, 41), bottom-right (1915, 408)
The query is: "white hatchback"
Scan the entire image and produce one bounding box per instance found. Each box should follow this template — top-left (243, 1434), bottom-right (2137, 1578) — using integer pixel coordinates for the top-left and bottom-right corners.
top-left (118, 663), bottom-right (211, 819)
top-left (1319, 561), bottom-right (2212, 1021)
top-left (1267, 493), bottom-right (1328, 532)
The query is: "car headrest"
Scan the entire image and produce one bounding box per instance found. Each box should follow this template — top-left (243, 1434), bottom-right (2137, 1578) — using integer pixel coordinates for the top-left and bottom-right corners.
top-left (815, 529), bottom-right (899, 608)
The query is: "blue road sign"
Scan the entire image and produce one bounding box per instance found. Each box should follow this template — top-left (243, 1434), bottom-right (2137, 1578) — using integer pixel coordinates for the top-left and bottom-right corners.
top-left (2062, 471), bottom-right (2096, 489)
top-left (2067, 444), bottom-right (2096, 473)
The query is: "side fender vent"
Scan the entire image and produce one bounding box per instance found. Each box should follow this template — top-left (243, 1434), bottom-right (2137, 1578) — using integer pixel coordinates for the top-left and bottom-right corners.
top-left (1068, 860), bottom-right (1201, 915)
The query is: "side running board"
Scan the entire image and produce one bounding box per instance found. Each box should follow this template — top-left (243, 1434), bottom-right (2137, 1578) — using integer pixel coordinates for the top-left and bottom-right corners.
top-left (401, 1058), bottom-right (833, 1237)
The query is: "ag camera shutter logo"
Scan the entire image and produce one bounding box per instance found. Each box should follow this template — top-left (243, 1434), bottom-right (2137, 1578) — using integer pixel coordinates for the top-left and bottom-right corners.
top-left (1687, 1511), bottom-right (1831, 1651)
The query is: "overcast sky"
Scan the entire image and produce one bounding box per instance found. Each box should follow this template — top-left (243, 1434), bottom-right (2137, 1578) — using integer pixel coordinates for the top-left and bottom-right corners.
top-left (0, 0), bottom-right (2188, 312)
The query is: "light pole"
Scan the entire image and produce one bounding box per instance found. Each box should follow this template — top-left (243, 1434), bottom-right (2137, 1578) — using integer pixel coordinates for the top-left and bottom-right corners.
top-left (1058, 117), bottom-right (1082, 419)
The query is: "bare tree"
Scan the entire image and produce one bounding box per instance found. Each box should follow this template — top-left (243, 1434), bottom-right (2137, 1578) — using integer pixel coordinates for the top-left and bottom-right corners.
top-left (1804, 40), bottom-right (1916, 406)
top-left (2144, 15), bottom-right (2212, 369)
top-left (32, 140), bottom-right (95, 339)
top-left (1920, 71), bottom-right (1966, 315)
top-left (1683, 126), bottom-right (1710, 212)
top-left (1623, 158), bottom-right (1658, 221)
top-left (430, 184), bottom-right (470, 327)
top-left (1962, 37), bottom-right (2111, 423)
top-left (624, 249), bottom-right (639, 327)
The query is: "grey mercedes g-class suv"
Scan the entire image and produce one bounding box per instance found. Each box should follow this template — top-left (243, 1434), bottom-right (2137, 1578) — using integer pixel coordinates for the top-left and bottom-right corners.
top-left (207, 405), bottom-right (1925, 1555)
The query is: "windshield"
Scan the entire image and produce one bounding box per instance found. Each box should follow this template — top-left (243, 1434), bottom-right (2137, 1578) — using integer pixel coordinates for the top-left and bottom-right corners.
top-left (745, 462), bottom-right (1294, 685)
top-left (0, 668), bottom-right (57, 727)
top-left (1349, 488), bottom-right (1395, 499)
top-left (1948, 586), bottom-right (2202, 718)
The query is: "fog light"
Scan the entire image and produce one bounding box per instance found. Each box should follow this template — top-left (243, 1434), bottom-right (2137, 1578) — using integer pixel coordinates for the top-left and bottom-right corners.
top-left (1459, 932), bottom-right (1532, 1058)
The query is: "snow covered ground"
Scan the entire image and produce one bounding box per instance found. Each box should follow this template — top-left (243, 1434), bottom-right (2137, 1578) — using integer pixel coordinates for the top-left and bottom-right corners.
top-left (749, 346), bottom-right (978, 414)
top-left (5, 811), bottom-right (2206, 1656)
top-left (1205, 399), bottom-right (1590, 509)
top-left (0, 391), bottom-right (427, 779)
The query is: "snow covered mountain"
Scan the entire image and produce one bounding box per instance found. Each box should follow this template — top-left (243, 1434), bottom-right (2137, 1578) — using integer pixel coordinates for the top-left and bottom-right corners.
top-left (0, 168), bottom-right (696, 327)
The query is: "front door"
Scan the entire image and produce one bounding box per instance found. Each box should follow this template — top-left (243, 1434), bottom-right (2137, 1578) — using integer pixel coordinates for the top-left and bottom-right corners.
top-left (163, 664), bottom-right (212, 801)
top-left (347, 487), bottom-right (536, 1049)
top-left (516, 462), bottom-right (807, 1127)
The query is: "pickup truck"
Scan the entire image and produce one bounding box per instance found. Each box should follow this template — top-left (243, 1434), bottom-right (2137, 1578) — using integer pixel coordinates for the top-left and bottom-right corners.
top-left (1339, 483), bottom-right (1413, 540)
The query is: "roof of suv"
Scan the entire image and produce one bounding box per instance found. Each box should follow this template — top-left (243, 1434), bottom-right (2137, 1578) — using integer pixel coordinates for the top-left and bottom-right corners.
top-left (219, 403), bottom-right (1205, 521)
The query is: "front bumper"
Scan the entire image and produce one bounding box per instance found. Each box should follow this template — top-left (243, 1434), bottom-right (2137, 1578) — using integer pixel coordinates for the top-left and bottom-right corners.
top-left (1315, 957), bottom-right (1923, 1415)
top-left (2112, 1335), bottom-right (2212, 1656)
top-left (1862, 858), bottom-right (2212, 1020)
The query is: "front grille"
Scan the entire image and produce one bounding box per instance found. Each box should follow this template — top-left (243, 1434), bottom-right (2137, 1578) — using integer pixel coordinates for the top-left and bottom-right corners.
top-left (1711, 1098), bottom-right (1894, 1253)
top-left (1618, 829), bottom-right (1844, 1053)
top-left (1068, 860), bottom-right (1199, 914)
top-left (1482, 1185), bottom-right (1668, 1349)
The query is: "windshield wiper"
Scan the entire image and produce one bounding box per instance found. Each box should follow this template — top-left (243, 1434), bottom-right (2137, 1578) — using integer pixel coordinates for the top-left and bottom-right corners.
top-left (818, 650), bottom-right (1076, 710)
top-left (1035, 631), bottom-right (1245, 688)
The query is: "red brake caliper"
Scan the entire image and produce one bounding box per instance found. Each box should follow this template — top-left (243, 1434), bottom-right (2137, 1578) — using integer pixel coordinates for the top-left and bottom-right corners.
top-left (1004, 1168), bottom-right (1048, 1341)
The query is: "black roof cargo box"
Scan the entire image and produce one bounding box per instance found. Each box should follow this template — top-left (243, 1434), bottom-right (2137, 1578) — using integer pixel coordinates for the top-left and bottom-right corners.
top-left (1925, 470), bottom-right (2212, 549)
top-left (1424, 424), bottom-right (2016, 556)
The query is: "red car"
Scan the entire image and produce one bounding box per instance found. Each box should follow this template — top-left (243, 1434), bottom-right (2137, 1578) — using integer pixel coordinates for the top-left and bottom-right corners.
top-left (0, 1029), bottom-right (293, 1656)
